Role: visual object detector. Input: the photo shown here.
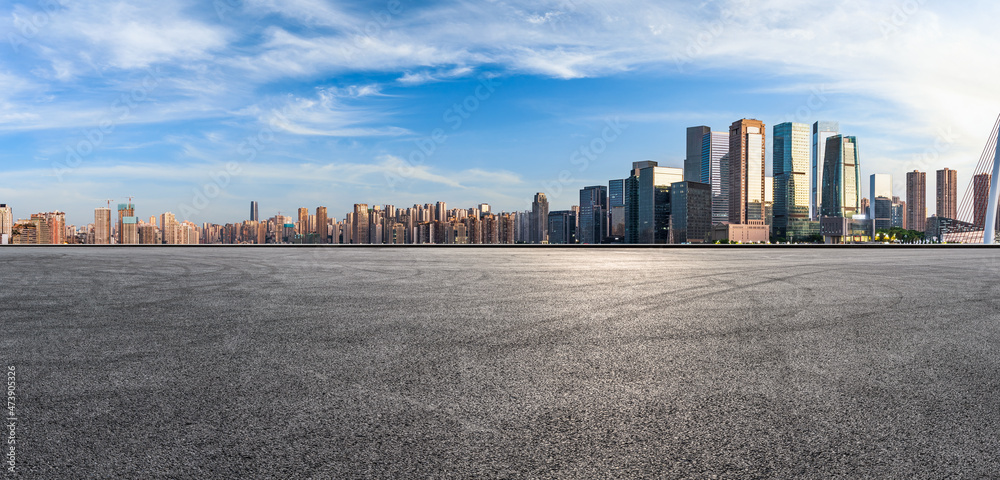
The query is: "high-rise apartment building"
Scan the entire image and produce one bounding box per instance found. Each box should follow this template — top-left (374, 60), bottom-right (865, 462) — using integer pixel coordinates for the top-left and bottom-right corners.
top-left (117, 203), bottom-right (135, 244)
top-left (973, 173), bottom-right (1000, 232)
top-left (531, 193), bottom-right (549, 244)
top-left (812, 121), bottom-right (840, 220)
top-left (773, 122), bottom-right (810, 239)
top-left (316, 206), bottom-right (328, 243)
top-left (94, 208), bottom-right (112, 244)
top-left (686, 126), bottom-right (712, 182)
top-left (821, 135), bottom-right (861, 218)
top-left (297, 207), bottom-right (309, 235)
top-left (0, 204), bottom-right (11, 244)
top-left (352, 204), bottom-right (369, 244)
top-left (891, 196), bottom-right (906, 229)
top-left (701, 131), bottom-right (730, 224)
top-left (161, 212), bottom-right (179, 244)
top-left (729, 119), bottom-right (766, 224)
top-left (906, 170), bottom-right (927, 232)
top-left (936, 168), bottom-right (958, 219)
top-left (121, 216), bottom-right (139, 244)
top-left (578, 186), bottom-right (608, 244)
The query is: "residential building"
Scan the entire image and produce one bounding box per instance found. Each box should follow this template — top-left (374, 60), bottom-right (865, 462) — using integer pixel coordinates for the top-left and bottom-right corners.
top-left (906, 170), bottom-right (927, 232)
top-left (937, 168), bottom-right (958, 219)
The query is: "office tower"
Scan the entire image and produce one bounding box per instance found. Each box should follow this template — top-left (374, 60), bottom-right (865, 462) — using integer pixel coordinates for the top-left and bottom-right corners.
top-left (729, 119), bottom-right (767, 224)
top-left (632, 162), bottom-right (684, 243)
top-left (906, 170), bottom-right (927, 232)
top-left (891, 196), bottom-right (906, 229)
top-left (117, 203), bottom-right (135, 244)
top-left (669, 181), bottom-right (711, 243)
top-left (820, 135), bottom-right (861, 218)
top-left (352, 204), bottom-right (369, 244)
top-left (608, 179), bottom-right (625, 237)
top-left (701, 131), bottom-right (730, 224)
top-left (973, 173), bottom-right (1000, 232)
top-left (773, 122), bottom-right (810, 239)
top-left (94, 208), bottom-right (112, 244)
top-left (547, 210), bottom-right (577, 244)
top-left (870, 174), bottom-right (893, 232)
top-left (812, 121), bottom-right (840, 220)
top-left (578, 186), bottom-right (608, 244)
top-left (531, 193), bottom-right (549, 244)
top-left (250, 201), bottom-right (259, 222)
top-left (686, 126), bottom-right (712, 182)
top-left (936, 168), bottom-right (958, 219)
top-left (765, 176), bottom-right (773, 229)
top-left (0, 204), bottom-right (11, 244)
top-left (315, 206), bottom-right (328, 243)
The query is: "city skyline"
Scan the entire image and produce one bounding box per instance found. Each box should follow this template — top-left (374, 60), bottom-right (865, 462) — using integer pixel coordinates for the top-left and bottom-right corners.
top-left (1, 1), bottom-right (999, 224)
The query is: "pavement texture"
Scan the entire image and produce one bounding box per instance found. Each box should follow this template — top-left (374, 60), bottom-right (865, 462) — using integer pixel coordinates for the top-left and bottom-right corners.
top-left (2, 247), bottom-right (1000, 479)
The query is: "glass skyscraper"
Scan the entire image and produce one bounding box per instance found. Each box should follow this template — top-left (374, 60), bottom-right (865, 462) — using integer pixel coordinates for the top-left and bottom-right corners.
top-left (821, 135), bottom-right (861, 218)
top-left (578, 185), bottom-right (608, 244)
top-left (812, 121), bottom-right (839, 220)
top-left (608, 179), bottom-right (625, 238)
top-left (701, 131), bottom-right (729, 225)
top-left (773, 122), bottom-right (810, 239)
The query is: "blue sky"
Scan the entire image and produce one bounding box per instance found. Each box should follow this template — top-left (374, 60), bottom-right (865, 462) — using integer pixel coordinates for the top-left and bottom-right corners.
top-left (1, 0), bottom-right (999, 225)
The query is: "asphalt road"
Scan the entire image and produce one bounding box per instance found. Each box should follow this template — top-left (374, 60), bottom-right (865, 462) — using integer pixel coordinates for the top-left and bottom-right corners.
top-left (2, 247), bottom-right (1000, 479)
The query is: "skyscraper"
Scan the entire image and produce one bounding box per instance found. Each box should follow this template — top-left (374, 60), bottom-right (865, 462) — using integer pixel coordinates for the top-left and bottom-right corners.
top-left (531, 193), bottom-right (549, 244)
top-left (870, 174), bottom-right (893, 232)
top-left (578, 185), bottom-right (608, 244)
top-left (773, 122), bottom-right (810, 239)
top-left (906, 170), bottom-right (927, 232)
top-left (297, 207), bottom-right (309, 235)
top-left (117, 202), bottom-right (135, 245)
top-left (821, 135), bottom-right (861, 218)
top-left (891, 196), bottom-right (907, 229)
top-left (94, 208), bottom-right (112, 244)
top-left (729, 119), bottom-right (766, 224)
top-left (701, 131), bottom-right (730, 225)
top-left (250, 201), bottom-right (259, 222)
top-left (316, 206), bottom-right (328, 243)
top-left (547, 210), bottom-right (576, 244)
top-left (669, 181), bottom-right (712, 243)
top-left (972, 173), bottom-right (1000, 232)
top-left (812, 121), bottom-right (840, 220)
top-left (608, 179), bottom-right (625, 237)
top-left (631, 162), bottom-right (684, 243)
top-left (936, 168), bottom-right (958, 219)
top-left (0, 204), bottom-right (12, 244)
top-left (352, 204), bottom-right (369, 244)
top-left (436, 201), bottom-right (447, 222)
top-left (686, 126), bottom-right (712, 182)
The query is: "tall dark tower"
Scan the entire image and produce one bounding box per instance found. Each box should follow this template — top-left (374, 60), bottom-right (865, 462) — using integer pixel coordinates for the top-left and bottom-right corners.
top-left (250, 201), bottom-right (259, 222)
